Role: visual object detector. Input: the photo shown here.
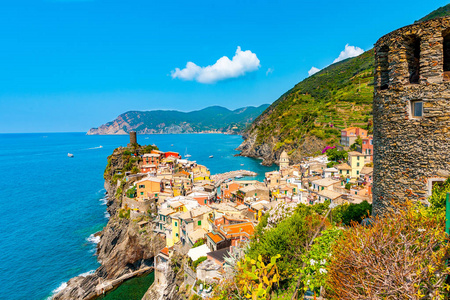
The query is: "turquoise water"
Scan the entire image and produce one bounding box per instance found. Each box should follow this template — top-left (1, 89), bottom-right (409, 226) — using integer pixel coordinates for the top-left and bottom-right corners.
top-left (0, 133), bottom-right (276, 300)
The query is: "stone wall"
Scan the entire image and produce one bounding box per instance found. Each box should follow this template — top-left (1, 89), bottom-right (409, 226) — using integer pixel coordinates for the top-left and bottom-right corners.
top-left (373, 17), bottom-right (450, 214)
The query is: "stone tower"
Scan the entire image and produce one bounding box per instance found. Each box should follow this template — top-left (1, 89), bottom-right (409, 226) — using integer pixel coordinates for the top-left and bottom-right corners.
top-left (373, 17), bottom-right (450, 214)
top-left (128, 131), bottom-right (137, 147)
top-left (279, 151), bottom-right (289, 169)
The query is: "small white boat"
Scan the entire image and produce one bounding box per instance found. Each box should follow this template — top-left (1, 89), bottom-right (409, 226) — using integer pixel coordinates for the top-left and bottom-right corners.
top-left (240, 164), bottom-right (244, 166)
top-left (235, 175), bottom-right (244, 179)
top-left (68, 153), bottom-right (74, 158)
top-left (185, 154), bottom-right (192, 158)
top-left (209, 155), bottom-right (214, 158)
top-left (99, 145), bottom-right (103, 148)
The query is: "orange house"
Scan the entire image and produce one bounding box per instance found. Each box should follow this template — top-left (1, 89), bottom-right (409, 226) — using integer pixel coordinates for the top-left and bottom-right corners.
top-left (142, 153), bottom-right (161, 165)
top-left (340, 127), bottom-right (368, 147)
top-left (136, 177), bottom-right (162, 199)
top-left (221, 182), bottom-right (241, 201)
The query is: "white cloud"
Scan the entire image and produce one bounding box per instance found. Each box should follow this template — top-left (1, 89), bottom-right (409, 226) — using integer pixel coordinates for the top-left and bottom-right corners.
top-left (333, 44), bottom-right (364, 63)
top-left (266, 68), bottom-right (274, 76)
top-left (308, 67), bottom-right (321, 76)
top-left (171, 46), bottom-right (260, 84)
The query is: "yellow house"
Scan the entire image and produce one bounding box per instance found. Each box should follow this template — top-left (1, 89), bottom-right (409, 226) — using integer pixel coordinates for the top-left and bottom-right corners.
top-left (192, 165), bottom-right (210, 175)
top-left (135, 177), bottom-right (162, 200)
top-left (193, 173), bottom-right (211, 182)
top-left (168, 201), bottom-right (187, 212)
top-left (348, 151), bottom-right (365, 178)
top-left (171, 214), bottom-right (181, 245)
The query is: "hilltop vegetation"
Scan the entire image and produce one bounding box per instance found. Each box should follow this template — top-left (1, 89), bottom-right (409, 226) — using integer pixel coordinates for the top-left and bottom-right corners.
top-left (417, 4), bottom-right (450, 23)
top-left (239, 49), bottom-right (374, 165)
top-left (88, 105), bottom-right (269, 135)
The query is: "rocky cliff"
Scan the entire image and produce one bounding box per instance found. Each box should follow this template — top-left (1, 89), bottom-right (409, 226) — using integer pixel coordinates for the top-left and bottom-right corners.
top-left (53, 147), bottom-right (165, 300)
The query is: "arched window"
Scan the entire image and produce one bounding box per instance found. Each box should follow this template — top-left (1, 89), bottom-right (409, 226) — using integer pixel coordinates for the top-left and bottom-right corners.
top-left (405, 35), bottom-right (421, 84)
top-left (379, 45), bottom-right (389, 90)
top-left (443, 31), bottom-right (450, 80)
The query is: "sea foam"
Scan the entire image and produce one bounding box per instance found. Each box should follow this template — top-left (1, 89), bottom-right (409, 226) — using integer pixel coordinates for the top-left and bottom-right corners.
top-left (87, 234), bottom-right (101, 244)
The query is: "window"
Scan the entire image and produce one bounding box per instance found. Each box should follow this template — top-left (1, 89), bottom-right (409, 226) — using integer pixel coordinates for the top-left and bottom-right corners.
top-left (444, 31), bottom-right (450, 79)
top-left (379, 45), bottom-right (389, 90)
top-left (175, 221), bottom-right (178, 227)
top-left (357, 162), bottom-right (360, 167)
top-left (405, 35), bottom-right (420, 84)
top-left (176, 233), bottom-right (178, 237)
top-left (140, 192), bottom-right (144, 195)
top-left (198, 220), bottom-right (201, 226)
top-left (204, 200), bottom-right (207, 204)
top-left (370, 140), bottom-right (373, 145)
top-left (411, 100), bottom-right (423, 118)
top-left (347, 170), bottom-right (349, 175)
top-left (321, 186), bottom-right (324, 191)
top-left (357, 156), bottom-right (360, 160)
top-left (340, 170), bottom-right (342, 174)
top-left (357, 170), bottom-right (360, 175)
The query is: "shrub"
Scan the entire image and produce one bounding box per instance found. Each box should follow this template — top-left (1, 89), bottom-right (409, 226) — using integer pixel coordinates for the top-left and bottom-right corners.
top-left (331, 201), bottom-right (371, 226)
top-left (428, 178), bottom-right (450, 212)
top-left (118, 208), bottom-right (130, 219)
top-left (327, 203), bottom-right (450, 299)
top-left (192, 256), bottom-right (207, 269)
top-left (192, 238), bottom-right (206, 248)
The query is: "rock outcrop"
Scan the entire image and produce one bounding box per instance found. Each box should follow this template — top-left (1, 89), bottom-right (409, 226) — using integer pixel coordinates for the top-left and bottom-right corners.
top-left (53, 147), bottom-right (165, 300)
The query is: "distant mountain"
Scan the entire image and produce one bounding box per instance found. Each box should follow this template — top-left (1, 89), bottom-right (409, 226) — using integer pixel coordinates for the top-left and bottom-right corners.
top-left (87, 105), bottom-right (270, 135)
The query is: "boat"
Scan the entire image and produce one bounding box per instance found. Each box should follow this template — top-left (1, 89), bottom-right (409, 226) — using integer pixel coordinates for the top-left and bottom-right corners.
top-left (67, 153), bottom-right (74, 158)
top-left (209, 155), bottom-right (214, 158)
top-left (240, 164), bottom-right (244, 166)
top-left (235, 175), bottom-right (244, 179)
top-left (184, 147), bottom-right (191, 158)
top-left (99, 145), bottom-right (103, 148)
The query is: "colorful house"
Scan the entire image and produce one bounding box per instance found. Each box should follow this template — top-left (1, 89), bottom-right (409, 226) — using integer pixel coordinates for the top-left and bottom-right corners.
top-left (135, 177), bottom-right (162, 200)
top-left (340, 127), bottom-right (368, 147)
top-left (361, 136), bottom-right (374, 162)
top-left (348, 151), bottom-right (365, 178)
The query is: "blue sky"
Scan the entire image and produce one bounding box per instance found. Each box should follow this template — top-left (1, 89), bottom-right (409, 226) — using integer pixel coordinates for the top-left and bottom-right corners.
top-left (0, 0), bottom-right (448, 133)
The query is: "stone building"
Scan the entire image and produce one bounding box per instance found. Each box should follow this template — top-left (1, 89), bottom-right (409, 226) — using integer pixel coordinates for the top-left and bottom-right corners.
top-left (279, 150), bottom-right (289, 169)
top-left (373, 17), bottom-right (450, 214)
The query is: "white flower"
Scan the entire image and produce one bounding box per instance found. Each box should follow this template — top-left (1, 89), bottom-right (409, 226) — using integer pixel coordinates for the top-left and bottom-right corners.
top-left (319, 268), bottom-right (327, 274)
top-left (321, 259), bottom-right (326, 265)
top-left (310, 259), bottom-right (316, 266)
top-left (418, 228), bottom-right (425, 232)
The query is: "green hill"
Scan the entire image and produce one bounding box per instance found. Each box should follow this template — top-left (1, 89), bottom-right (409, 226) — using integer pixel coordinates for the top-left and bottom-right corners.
top-left (416, 4), bottom-right (450, 23)
top-left (239, 4), bottom-right (450, 166)
top-left (238, 50), bottom-right (374, 165)
top-left (87, 104), bottom-right (269, 135)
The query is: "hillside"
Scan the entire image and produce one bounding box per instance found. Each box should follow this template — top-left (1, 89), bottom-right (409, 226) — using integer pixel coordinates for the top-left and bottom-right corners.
top-left (87, 104), bottom-right (269, 135)
top-left (238, 49), bottom-right (374, 165)
top-left (416, 4), bottom-right (450, 23)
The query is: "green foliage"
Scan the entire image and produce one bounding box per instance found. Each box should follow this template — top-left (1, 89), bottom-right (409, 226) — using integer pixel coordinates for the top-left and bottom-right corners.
top-left (248, 204), bottom-right (325, 276)
top-left (326, 148), bottom-right (347, 162)
top-left (192, 238), bottom-right (206, 248)
top-left (349, 137), bottom-right (362, 151)
top-left (300, 227), bottom-right (343, 293)
top-left (118, 208), bottom-right (130, 219)
top-left (143, 144), bottom-right (158, 154)
top-left (115, 186), bottom-right (123, 198)
top-left (428, 178), bottom-right (450, 212)
top-left (331, 201), bottom-right (372, 226)
top-left (126, 186), bottom-right (136, 198)
top-left (234, 254), bottom-right (281, 300)
top-left (192, 256), bottom-right (207, 270)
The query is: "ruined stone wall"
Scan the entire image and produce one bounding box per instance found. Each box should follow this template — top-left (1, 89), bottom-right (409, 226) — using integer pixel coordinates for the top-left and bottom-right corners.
top-left (373, 17), bottom-right (450, 214)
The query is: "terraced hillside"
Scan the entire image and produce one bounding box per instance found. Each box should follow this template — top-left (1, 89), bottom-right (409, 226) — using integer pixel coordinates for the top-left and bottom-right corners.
top-left (238, 49), bottom-right (374, 165)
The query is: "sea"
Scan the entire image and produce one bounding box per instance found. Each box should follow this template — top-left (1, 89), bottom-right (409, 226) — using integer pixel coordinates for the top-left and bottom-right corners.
top-left (0, 133), bottom-right (276, 300)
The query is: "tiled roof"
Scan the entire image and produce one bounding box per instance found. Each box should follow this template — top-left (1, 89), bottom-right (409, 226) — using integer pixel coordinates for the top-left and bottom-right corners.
top-left (206, 232), bottom-right (224, 244)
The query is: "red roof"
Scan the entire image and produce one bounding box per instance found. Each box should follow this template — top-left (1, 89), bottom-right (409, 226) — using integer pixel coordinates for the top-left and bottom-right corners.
top-left (206, 232), bottom-right (224, 244)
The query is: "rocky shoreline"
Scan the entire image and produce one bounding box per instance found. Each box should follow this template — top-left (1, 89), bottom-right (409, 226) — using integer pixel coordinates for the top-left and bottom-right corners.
top-left (53, 158), bottom-right (165, 300)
